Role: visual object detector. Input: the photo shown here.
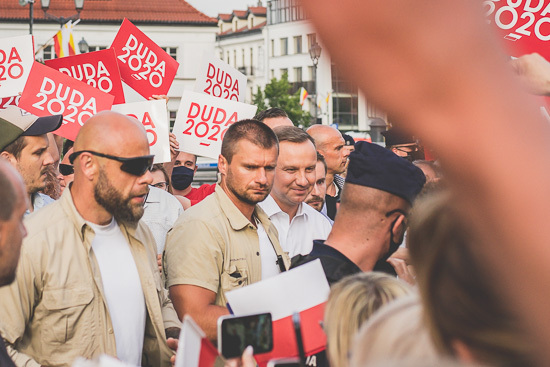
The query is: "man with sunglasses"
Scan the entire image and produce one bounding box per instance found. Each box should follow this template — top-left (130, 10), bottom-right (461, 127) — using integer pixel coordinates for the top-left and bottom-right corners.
top-left (0, 106), bottom-right (63, 215)
top-left (290, 141), bottom-right (425, 285)
top-left (0, 111), bottom-right (180, 366)
top-left (381, 127), bottom-right (423, 162)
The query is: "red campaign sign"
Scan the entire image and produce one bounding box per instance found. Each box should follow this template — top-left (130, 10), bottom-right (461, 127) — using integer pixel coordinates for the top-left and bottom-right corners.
top-left (485, 0), bottom-right (550, 60)
top-left (45, 48), bottom-right (125, 104)
top-left (19, 62), bottom-right (115, 141)
top-left (0, 94), bottom-right (20, 109)
top-left (110, 18), bottom-right (179, 99)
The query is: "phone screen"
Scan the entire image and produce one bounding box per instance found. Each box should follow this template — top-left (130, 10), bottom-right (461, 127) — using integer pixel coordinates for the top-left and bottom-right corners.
top-left (219, 312), bottom-right (273, 359)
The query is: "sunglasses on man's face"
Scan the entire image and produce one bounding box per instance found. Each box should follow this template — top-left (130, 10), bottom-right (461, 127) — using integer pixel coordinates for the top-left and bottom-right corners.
top-left (59, 163), bottom-right (74, 176)
top-left (69, 150), bottom-right (155, 176)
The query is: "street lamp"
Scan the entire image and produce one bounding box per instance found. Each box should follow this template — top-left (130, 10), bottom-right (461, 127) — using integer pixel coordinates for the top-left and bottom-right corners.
top-left (42, 0), bottom-right (85, 26)
top-left (309, 42), bottom-right (322, 124)
top-left (18, 0), bottom-right (35, 35)
top-left (78, 37), bottom-right (89, 53)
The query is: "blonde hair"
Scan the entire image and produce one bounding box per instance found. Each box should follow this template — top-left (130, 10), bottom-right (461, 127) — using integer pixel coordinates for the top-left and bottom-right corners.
top-left (324, 272), bottom-right (412, 367)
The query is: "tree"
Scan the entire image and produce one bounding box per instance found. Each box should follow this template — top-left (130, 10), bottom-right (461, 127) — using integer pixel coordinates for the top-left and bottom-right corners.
top-left (253, 73), bottom-right (312, 127)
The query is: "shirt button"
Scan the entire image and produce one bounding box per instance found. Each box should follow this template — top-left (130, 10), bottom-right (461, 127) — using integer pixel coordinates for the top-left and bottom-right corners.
top-left (256, 252), bottom-right (259, 256)
top-left (108, 328), bottom-right (114, 334)
top-left (238, 280), bottom-right (242, 285)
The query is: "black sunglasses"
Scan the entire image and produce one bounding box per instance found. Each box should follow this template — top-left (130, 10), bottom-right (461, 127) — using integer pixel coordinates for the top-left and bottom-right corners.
top-left (69, 150), bottom-right (154, 176)
top-left (59, 163), bottom-right (74, 176)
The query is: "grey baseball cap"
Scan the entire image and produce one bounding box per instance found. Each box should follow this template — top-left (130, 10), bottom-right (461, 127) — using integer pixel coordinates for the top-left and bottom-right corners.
top-left (0, 106), bottom-right (63, 151)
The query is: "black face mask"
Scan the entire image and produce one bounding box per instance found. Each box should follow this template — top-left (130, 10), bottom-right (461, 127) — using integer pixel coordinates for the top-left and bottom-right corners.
top-left (171, 166), bottom-right (194, 190)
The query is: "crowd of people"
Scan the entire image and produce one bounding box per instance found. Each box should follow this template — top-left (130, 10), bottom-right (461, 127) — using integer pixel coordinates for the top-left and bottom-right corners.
top-left (4, 1), bottom-right (550, 366)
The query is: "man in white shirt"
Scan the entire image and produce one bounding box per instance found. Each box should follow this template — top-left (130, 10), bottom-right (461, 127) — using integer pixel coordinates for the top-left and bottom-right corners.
top-left (259, 126), bottom-right (332, 258)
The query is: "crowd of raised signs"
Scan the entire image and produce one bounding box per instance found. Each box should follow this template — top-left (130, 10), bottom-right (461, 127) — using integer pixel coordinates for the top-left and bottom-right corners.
top-left (4, 1), bottom-right (550, 366)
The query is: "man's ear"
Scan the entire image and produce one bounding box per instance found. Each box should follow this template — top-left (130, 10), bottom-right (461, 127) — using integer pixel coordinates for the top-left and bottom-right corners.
top-left (218, 154), bottom-right (227, 176)
top-left (391, 214), bottom-right (407, 243)
top-left (77, 153), bottom-right (97, 181)
top-left (0, 151), bottom-right (17, 166)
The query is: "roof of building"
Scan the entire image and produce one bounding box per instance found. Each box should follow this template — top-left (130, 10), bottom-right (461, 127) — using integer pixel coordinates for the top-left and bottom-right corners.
top-left (218, 13), bottom-right (232, 22)
top-left (232, 10), bottom-right (248, 19)
top-left (217, 20), bottom-right (266, 39)
top-left (248, 7), bottom-right (266, 16)
top-left (0, 0), bottom-right (217, 25)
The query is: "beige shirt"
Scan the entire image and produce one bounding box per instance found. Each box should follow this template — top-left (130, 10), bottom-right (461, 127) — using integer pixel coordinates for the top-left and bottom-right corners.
top-left (0, 188), bottom-right (180, 367)
top-left (164, 185), bottom-right (290, 307)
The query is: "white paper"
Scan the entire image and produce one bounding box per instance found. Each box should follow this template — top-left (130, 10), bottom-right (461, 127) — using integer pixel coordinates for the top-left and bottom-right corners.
top-left (226, 260), bottom-right (330, 321)
top-left (0, 35), bottom-right (34, 98)
top-left (112, 99), bottom-right (170, 163)
top-left (194, 51), bottom-right (247, 102)
top-left (172, 90), bottom-right (257, 159)
top-left (175, 315), bottom-right (205, 367)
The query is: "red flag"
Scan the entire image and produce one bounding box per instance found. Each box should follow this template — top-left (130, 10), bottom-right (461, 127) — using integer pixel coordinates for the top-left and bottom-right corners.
top-left (175, 315), bottom-right (219, 367)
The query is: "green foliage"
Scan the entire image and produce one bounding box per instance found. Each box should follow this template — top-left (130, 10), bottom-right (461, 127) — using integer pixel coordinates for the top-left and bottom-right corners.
top-left (253, 73), bottom-right (312, 127)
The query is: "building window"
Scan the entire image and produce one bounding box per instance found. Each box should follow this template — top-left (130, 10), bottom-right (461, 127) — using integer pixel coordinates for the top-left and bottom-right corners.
top-left (233, 50), bottom-right (237, 67)
top-left (271, 69), bottom-right (275, 78)
top-left (169, 111), bottom-right (177, 130)
top-left (308, 66), bottom-right (315, 81)
top-left (294, 36), bottom-right (302, 54)
top-left (331, 62), bottom-right (359, 129)
top-left (88, 46), bottom-right (107, 53)
top-left (294, 67), bottom-right (302, 82)
top-left (280, 38), bottom-right (288, 56)
top-left (162, 47), bottom-right (177, 61)
top-left (242, 49), bottom-right (245, 67)
top-left (43, 45), bottom-right (53, 60)
top-left (250, 48), bottom-right (254, 76)
top-left (269, 0), bottom-right (306, 25)
top-left (227, 51), bottom-right (230, 64)
top-left (307, 33), bottom-right (316, 50)
top-left (271, 39), bottom-right (275, 57)
top-left (281, 68), bottom-right (288, 77)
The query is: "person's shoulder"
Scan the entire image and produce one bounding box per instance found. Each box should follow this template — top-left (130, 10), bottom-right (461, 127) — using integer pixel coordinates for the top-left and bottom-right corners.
top-left (25, 199), bottom-right (67, 235)
top-left (303, 203), bottom-right (333, 227)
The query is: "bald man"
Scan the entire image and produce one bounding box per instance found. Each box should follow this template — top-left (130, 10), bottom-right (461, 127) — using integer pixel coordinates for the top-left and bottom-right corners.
top-left (306, 125), bottom-right (350, 220)
top-left (0, 112), bottom-right (180, 367)
top-left (0, 160), bottom-right (28, 367)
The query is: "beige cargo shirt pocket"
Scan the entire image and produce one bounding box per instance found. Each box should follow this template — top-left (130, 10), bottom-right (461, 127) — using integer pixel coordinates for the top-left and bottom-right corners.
top-left (220, 260), bottom-right (250, 294)
top-left (40, 287), bottom-right (94, 346)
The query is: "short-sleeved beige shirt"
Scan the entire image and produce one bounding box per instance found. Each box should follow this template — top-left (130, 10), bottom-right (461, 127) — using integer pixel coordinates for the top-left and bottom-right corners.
top-left (164, 185), bottom-right (290, 306)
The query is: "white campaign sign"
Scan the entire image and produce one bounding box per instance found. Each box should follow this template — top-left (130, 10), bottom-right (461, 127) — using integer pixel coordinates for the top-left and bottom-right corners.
top-left (226, 260), bottom-right (330, 321)
top-left (193, 51), bottom-right (247, 102)
top-left (0, 35), bottom-right (34, 99)
top-left (172, 90), bottom-right (257, 159)
top-left (112, 99), bottom-right (170, 163)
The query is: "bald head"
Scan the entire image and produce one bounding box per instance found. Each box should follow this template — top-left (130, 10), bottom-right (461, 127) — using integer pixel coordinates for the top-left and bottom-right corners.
top-left (306, 125), bottom-right (349, 175)
top-left (74, 111), bottom-right (149, 156)
top-left (0, 159), bottom-right (26, 221)
top-left (306, 125), bottom-right (341, 148)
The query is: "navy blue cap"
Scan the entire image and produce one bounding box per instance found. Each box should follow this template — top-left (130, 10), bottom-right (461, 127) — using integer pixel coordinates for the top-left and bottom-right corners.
top-left (342, 133), bottom-right (355, 146)
top-left (381, 128), bottom-right (415, 148)
top-left (345, 141), bottom-right (426, 204)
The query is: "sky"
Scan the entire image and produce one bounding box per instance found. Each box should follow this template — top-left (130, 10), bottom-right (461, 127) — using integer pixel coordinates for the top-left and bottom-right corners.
top-left (186, 0), bottom-right (264, 17)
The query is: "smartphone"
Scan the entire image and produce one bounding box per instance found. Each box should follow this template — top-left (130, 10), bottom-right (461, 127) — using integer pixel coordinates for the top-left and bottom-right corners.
top-left (217, 312), bottom-right (273, 359)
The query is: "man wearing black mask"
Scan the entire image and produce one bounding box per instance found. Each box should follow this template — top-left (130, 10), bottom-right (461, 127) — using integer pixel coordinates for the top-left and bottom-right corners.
top-left (291, 141), bottom-right (425, 285)
top-left (169, 151), bottom-right (215, 206)
top-left (381, 127), bottom-right (424, 162)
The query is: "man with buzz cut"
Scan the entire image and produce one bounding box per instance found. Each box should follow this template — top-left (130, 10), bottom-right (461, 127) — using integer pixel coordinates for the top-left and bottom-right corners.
top-left (164, 119), bottom-right (290, 340)
top-left (259, 126), bottom-right (332, 257)
top-left (0, 106), bottom-right (63, 214)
